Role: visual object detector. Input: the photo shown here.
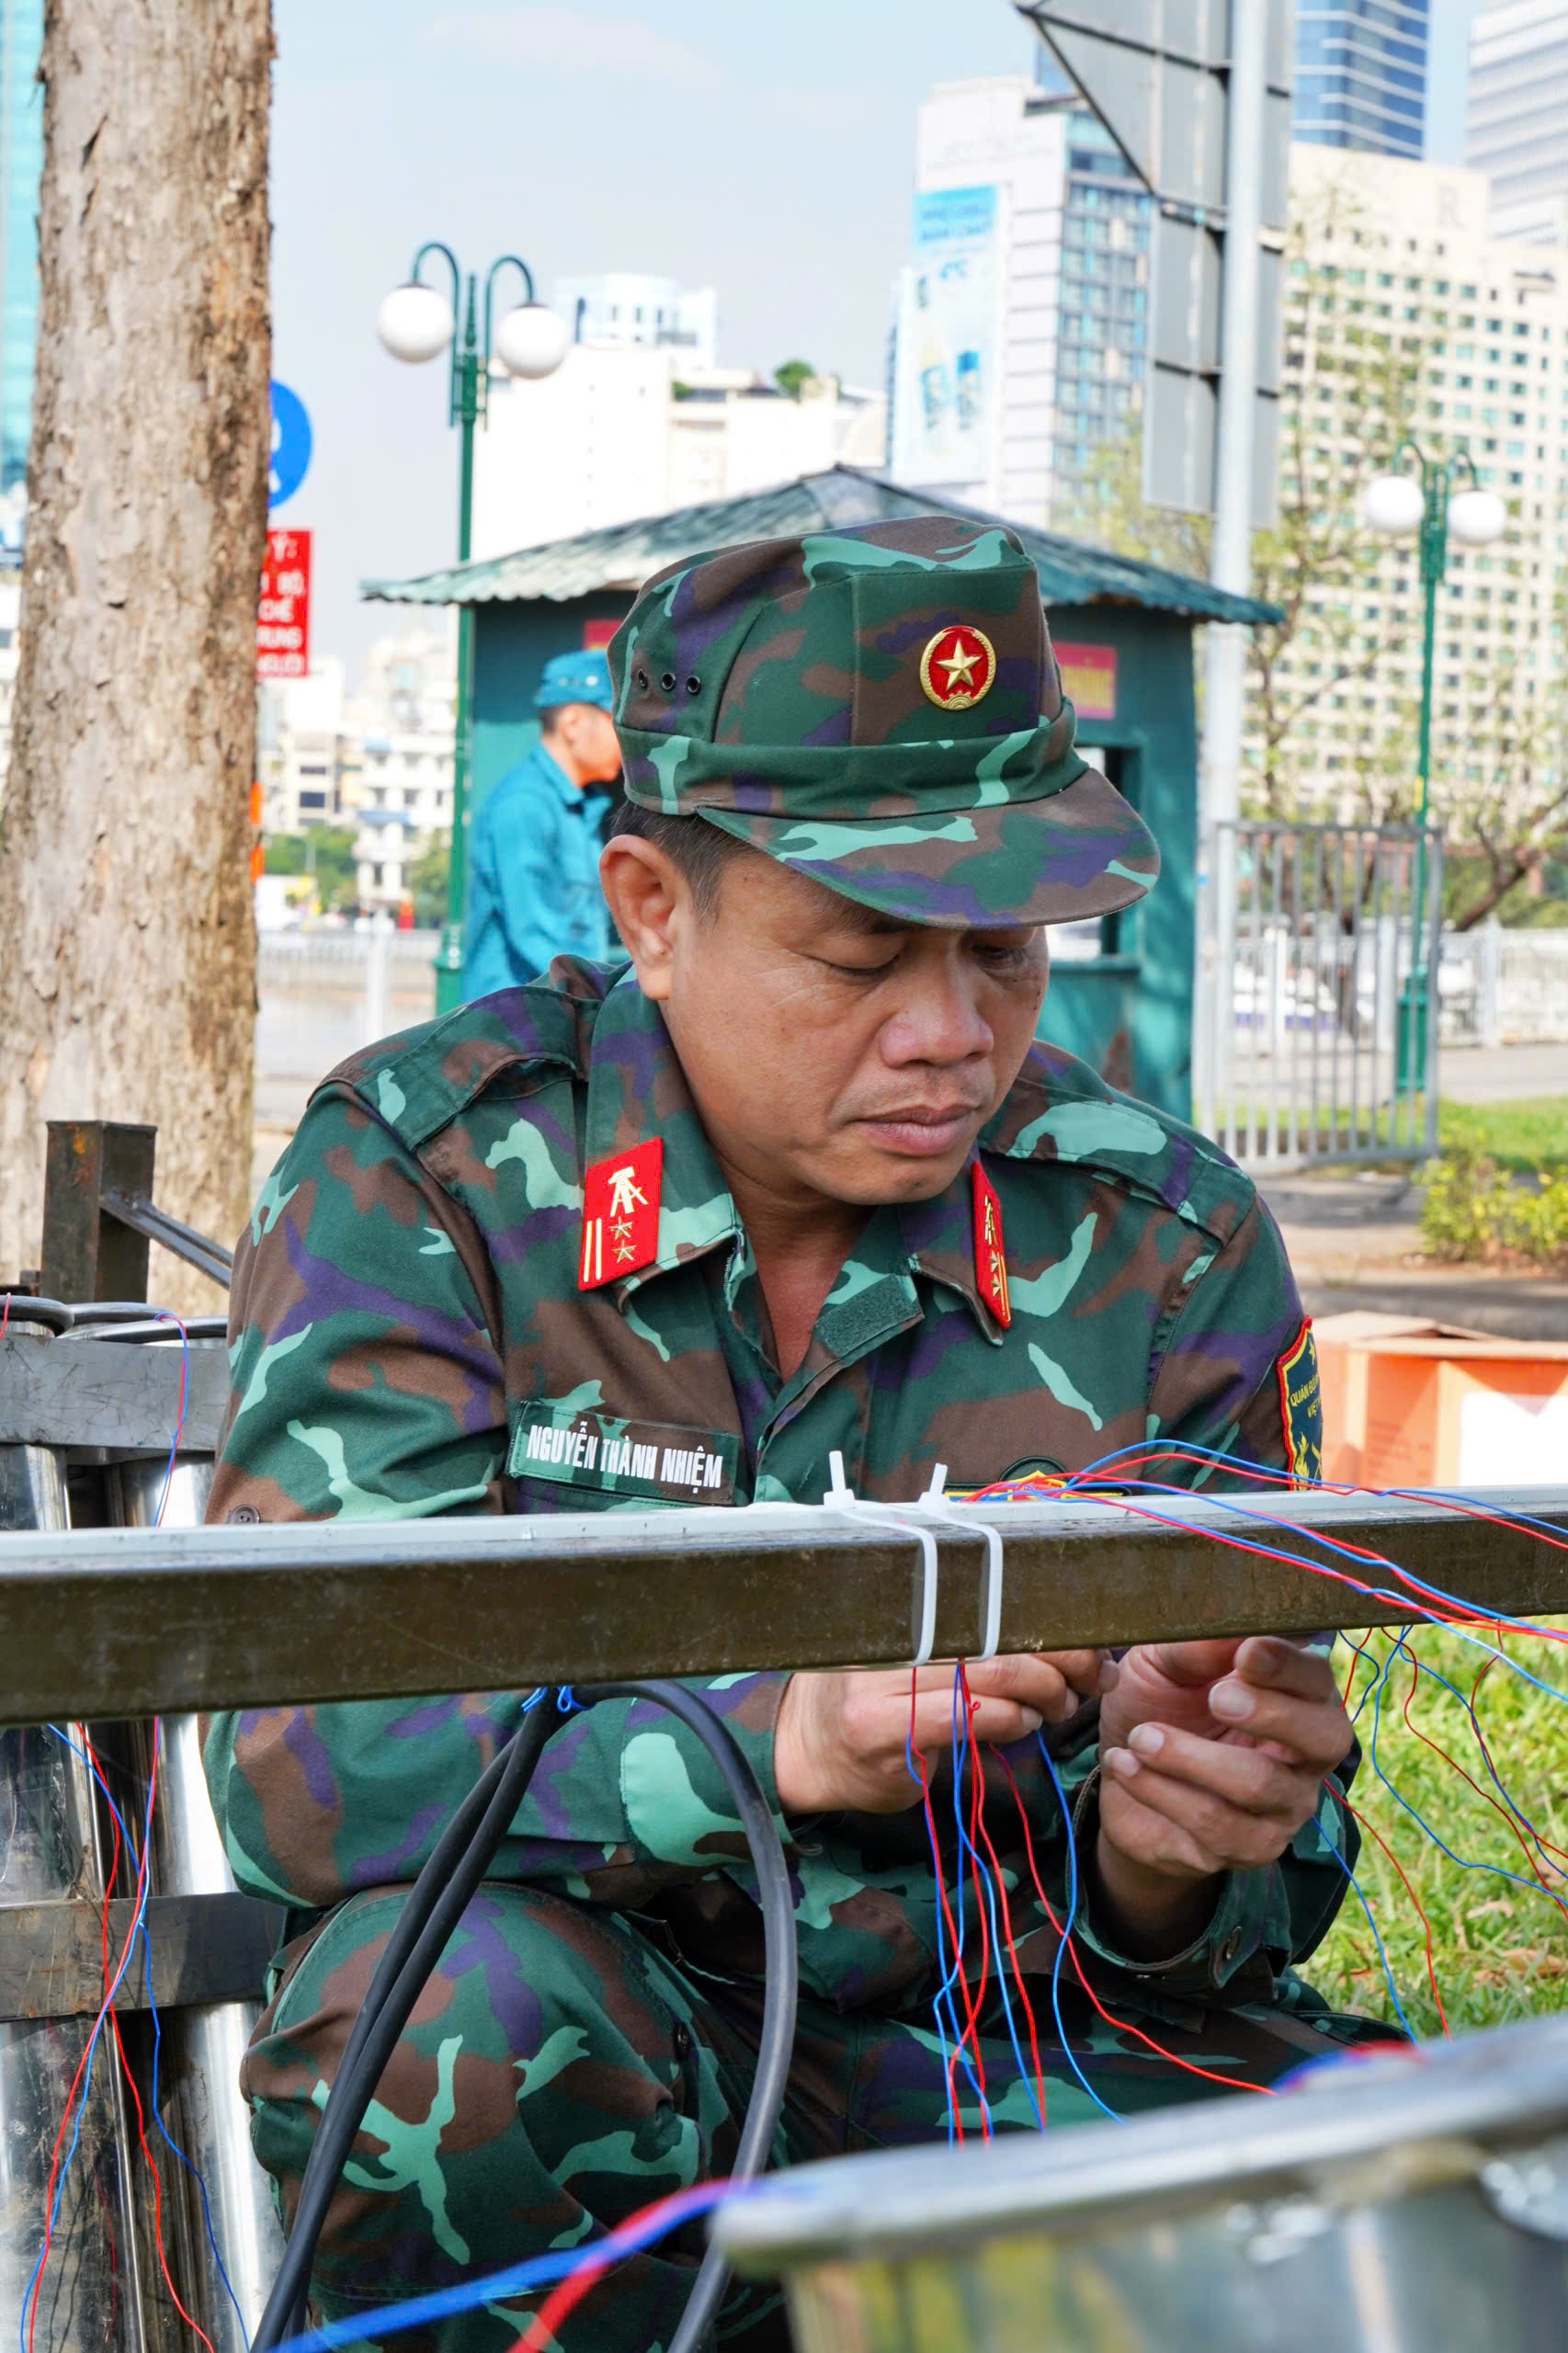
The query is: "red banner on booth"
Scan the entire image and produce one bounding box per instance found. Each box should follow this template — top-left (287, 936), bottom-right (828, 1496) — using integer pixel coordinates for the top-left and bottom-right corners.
top-left (257, 529), bottom-right (312, 680)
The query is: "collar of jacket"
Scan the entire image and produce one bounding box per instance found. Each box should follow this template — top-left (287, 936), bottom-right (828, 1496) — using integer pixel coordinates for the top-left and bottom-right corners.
top-left (579, 968), bottom-right (1006, 1342)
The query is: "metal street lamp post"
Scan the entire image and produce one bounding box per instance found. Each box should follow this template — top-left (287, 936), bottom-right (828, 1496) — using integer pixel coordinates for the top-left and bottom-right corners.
top-left (377, 246), bottom-right (567, 1015)
top-left (1361, 442), bottom-right (1506, 1097)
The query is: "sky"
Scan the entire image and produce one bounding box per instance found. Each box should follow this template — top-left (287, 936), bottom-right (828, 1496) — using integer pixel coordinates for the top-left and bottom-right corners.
top-left (270, 0), bottom-right (1490, 672)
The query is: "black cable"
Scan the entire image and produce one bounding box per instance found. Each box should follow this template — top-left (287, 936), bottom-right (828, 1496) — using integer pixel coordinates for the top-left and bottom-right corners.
top-left (251, 1682), bottom-right (798, 2353)
top-left (585, 1682), bottom-right (798, 2353)
top-left (254, 1701), bottom-right (559, 2347)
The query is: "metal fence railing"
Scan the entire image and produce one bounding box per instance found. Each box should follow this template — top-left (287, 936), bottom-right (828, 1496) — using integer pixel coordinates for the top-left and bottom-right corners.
top-left (1439, 924), bottom-right (1568, 1050)
top-left (1196, 823), bottom-right (1443, 1175)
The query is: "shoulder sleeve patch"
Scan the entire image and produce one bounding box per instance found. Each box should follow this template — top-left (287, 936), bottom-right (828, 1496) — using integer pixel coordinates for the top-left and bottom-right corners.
top-left (1276, 1320), bottom-right (1323, 1488)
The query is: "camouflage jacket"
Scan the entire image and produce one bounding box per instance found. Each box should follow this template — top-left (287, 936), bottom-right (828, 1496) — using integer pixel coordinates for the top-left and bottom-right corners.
top-left (205, 961), bottom-right (1349, 2019)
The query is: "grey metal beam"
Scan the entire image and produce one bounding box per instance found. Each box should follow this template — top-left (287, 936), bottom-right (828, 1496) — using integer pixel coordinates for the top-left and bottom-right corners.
top-left (2, 1491), bottom-right (1566, 1725)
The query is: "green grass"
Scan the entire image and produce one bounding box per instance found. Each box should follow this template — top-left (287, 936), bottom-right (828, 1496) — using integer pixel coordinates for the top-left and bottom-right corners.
top-left (1437, 1097), bottom-right (1568, 1176)
top-left (1312, 1622), bottom-right (1568, 2039)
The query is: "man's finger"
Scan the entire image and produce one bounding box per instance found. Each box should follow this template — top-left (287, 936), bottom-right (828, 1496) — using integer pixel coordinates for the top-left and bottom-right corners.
top-left (1119, 1722), bottom-right (1314, 1818)
top-left (910, 1690), bottom-right (1043, 1753)
top-left (1232, 1636), bottom-right (1338, 1700)
top-left (1207, 1681), bottom-right (1351, 1771)
top-left (1103, 1750), bottom-right (1300, 1868)
top-left (1138, 1638), bottom-right (1244, 1688)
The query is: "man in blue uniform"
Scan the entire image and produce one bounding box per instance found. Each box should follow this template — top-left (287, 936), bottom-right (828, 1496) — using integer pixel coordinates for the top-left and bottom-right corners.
top-left (461, 648), bottom-right (623, 997)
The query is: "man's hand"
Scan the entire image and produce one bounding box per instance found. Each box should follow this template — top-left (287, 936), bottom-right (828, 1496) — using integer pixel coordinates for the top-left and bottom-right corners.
top-left (1092, 1637), bottom-right (1352, 1958)
top-left (774, 1652), bottom-right (1112, 1816)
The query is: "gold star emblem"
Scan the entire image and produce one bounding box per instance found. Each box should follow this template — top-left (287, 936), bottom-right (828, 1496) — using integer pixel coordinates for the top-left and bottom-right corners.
top-left (919, 625), bottom-right (995, 711)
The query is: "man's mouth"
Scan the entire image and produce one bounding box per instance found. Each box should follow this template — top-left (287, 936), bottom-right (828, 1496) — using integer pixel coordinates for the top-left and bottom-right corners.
top-left (849, 1103), bottom-right (987, 1156)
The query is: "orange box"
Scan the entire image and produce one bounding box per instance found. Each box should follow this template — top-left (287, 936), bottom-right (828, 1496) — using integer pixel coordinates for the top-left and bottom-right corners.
top-left (1315, 1312), bottom-right (1568, 1488)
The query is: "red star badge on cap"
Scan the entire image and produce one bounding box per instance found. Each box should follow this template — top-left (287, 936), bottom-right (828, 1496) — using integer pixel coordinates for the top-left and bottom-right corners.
top-left (920, 624), bottom-right (996, 712)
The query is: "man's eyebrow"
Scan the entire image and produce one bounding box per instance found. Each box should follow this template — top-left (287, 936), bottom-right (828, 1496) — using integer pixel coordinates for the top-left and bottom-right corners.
top-left (820, 902), bottom-right (908, 938)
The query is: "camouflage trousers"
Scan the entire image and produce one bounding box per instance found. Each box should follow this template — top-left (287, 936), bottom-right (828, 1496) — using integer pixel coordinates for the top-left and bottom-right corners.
top-left (245, 1883), bottom-right (1389, 2353)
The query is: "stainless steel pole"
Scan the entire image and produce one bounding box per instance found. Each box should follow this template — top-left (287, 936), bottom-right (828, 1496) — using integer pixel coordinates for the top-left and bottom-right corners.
top-left (101, 1323), bottom-right (284, 2351)
top-left (0, 1300), bottom-right (147, 2353)
top-left (1195, 0), bottom-right (1269, 1137)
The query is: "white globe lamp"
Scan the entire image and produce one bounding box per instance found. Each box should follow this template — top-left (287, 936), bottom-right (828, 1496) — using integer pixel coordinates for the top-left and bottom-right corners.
top-left (1447, 486), bottom-right (1506, 546)
top-left (1361, 472), bottom-right (1426, 536)
top-left (376, 281), bottom-right (455, 365)
top-left (494, 301), bottom-right (568, 381)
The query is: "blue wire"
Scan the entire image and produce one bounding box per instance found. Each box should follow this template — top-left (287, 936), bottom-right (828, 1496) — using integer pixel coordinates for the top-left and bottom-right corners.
top-left (150, 1311), bottom-right (190, 1528)
top-left (1034, 1733), bottom-right (1122, 2125)
top-left (1310, 1814), bottom-right (1417, 2040)
top-left (268, 2178), bottom-right (741, 2353)
top-left (940, 1672), bottom-right (994, 2135)
top-left (903, 1720), bottom-right (969, 2144)
top-left (20, 1738), bottom-right (157, 2351)
top-left (1358, 1630), bottom-right (1568, 1921)
top-left (946, 1670), bottom-right (1045, 2133)
top-left (43, 1723), bottom-right (246, 2333)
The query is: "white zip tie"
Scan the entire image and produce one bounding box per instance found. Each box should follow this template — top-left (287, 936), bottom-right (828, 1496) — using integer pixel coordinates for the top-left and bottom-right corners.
top-left (822, 1450), bottom-right (942, 1665)
top-left (911, 1462), bottom-right (1006, 1660)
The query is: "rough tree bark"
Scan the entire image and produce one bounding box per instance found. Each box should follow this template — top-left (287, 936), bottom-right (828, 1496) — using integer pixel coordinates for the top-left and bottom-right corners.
top-left (0, 0), bottom-right (272, 1309)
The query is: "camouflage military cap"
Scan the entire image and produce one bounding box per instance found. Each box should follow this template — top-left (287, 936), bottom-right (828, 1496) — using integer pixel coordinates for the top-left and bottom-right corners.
top-left (607, 514), bottom-right (1159, 927)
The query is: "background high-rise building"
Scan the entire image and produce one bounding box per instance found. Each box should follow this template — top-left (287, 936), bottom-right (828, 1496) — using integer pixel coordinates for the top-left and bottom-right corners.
top-left (1468, 2), bottom-right (1568, 244)
top-left (889, 68), bottom-right (1150, 529)
top-left (1263, 142), bottom-right (1566, 821)
top-left (1291, 3), bottom-right (1429, 159)
top-left (0, 0), bottom-right (43, 498)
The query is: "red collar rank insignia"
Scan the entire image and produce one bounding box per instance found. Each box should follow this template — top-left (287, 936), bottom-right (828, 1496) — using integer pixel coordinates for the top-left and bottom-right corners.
top-left (580, 1137), bottom-right (664, 1290)
top-left (971, 1162), bottom-right (1011, 1328)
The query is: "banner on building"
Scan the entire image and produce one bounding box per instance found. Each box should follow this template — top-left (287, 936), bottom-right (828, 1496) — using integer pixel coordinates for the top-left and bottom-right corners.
top-left (891, 184), bottom-right (1000, 490)
top-left (257, 528), bottom-right (312, 680)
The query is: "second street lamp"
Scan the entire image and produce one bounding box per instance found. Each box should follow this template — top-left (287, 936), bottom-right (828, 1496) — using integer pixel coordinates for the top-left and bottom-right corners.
top-left (377, 244), bottom-right (567, 1015)
top-left (1361, 440), bottom-right (1506, 1097)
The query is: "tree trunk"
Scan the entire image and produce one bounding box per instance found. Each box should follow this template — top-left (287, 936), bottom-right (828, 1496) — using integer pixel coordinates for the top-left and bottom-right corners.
top-left (0, 0), bottom-right (271, 1311)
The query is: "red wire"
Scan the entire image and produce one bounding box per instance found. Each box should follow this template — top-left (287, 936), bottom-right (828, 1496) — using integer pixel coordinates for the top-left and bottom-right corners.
top-left (0, 1291), bottom-right (11, 1339)
top-left (1397, 1654), bottom-right (1568, 1909)
top-left (992, 1749), bottom-right (1276, 2099)
top-left (507, 2182), bottom-right (730, 2353)
top-left (1341, 1795), bottom-right (1451, 2036)
top-left (80, 1732), bottom-right (213, 2351)
top-left (956, 1666), bottom-right (995, 2132)
top-left (969, 1748), bottom-right (1049, 2129)
top-left (908, 1670), bottom-right (984, 2136)
top-left (29, 1732), bottom-right (158, 2353)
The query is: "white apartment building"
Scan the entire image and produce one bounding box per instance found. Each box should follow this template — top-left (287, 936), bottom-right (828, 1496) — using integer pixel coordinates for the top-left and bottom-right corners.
top-left (1468, 1), bottom-right (1568, 244)
top-left (348, 625), bottom-right (456, 911)
top-left (257, 624), bottom-right (457, 914)
top-left (1269, 142), bottom-right (1568, 813)
top-left (473, 347), bottom-right (886, 560)
top-left (551, 273), bottom-right (718, 369)
top-left (257, 657), bottom-right (357, 835)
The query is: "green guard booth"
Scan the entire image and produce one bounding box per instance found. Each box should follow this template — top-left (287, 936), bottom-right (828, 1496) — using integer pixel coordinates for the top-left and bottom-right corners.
top-left (364, 468), bottom-right (1278, 1121)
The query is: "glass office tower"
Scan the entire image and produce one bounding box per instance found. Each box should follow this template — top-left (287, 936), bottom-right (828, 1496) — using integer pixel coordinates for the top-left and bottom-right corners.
top-left (1, 0), bottom-right (44, 497)
top-left (1293, 2), bottom-right (1429, 158)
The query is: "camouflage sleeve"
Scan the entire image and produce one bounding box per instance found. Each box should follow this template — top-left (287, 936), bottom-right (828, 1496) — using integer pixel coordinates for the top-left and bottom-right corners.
top-left (1146, 1190), bottom-right (1322, 1483)
top-left (1061, 1187), bottom-right (1351, 1999)
top-left (203, 1087), bottom-right (786, 1912)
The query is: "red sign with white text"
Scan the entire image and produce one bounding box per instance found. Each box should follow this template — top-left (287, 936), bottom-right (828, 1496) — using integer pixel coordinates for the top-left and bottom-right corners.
top-left (257, 528), bottom-right (312, 679)
top-left (1052, 641), bottom-right (1117, 722)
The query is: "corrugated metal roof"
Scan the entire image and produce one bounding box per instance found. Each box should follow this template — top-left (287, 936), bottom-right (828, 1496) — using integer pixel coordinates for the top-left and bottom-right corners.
top-left (360, 465), bottom-right (1281, 626)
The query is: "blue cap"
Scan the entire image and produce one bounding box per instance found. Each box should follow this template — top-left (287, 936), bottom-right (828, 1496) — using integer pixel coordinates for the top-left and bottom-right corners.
top-left (534, 648), bottom-right (614, 713)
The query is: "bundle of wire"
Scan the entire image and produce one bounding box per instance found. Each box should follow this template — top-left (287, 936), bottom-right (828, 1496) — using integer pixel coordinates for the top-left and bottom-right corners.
top-left (22, 1720), bottom-right (243, 2353)
top-left (32, 1433), bottom-right (1568, 2353)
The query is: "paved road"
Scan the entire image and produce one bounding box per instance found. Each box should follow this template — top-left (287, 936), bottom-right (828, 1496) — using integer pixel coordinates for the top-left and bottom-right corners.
top-left (1439, 1040), bottom-right (1565, 1101)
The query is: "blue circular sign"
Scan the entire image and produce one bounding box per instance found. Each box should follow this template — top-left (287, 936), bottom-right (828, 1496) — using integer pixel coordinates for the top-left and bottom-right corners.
top-left (269, 381), bottom-right (312, 510)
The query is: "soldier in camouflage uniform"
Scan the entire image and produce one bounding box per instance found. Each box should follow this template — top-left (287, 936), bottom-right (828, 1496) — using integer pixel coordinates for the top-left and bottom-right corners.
top-left (207, 517), bottom-right (1383, 2352)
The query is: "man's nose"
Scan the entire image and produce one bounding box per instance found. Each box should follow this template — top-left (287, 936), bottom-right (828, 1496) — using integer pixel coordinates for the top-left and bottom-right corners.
top-left (878, 966), bottom-right (994, 1067)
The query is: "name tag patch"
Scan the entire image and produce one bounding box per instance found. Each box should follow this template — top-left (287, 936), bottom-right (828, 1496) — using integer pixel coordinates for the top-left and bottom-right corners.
top-left (508, 1405), bottom-right (738, 1506)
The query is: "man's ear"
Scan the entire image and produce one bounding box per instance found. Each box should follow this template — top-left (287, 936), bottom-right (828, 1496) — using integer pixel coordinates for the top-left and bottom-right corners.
top-left (599, 836), bottom-right (685, 1002)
